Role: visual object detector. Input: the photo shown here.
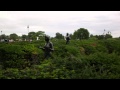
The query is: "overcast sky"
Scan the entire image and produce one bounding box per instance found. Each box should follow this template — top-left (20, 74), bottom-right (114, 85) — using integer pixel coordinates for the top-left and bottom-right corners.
top-left (0, 11), bottom-right (120, 38)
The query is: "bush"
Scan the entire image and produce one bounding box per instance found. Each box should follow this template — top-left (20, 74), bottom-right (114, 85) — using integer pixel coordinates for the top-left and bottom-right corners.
top-left (83, 44), bottom-right (96, 55)
top-left (0, 44), bottom-right (42, 69)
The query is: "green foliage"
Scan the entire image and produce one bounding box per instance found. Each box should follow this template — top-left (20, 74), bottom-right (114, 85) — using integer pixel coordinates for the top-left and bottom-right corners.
top-left (100, 39), bottom-right (120, 54)
top-left (0, 44), bottom-right (25, 62)
top-left (65, 45), bottom-right (79, 56)
top-left (21, 35), bottom-right (27, 41)
top-left (1, 68), bottom-right (19, 79)
top-left (73, 28), bottom-right (90, 39)
top-left (83, 44), bottom-right (96, 55)
top-left (10, 33), bottom-right (18, 41)
top-left (105, 34), bottom-right (112, 39)
top-left (55, 32), bottom-right (64, 39)
top-left (96, 34), bottom-right (112, 40)
top-left (0, 38), bottom-right (120, 79)
top-left (0, 44), bottom-right (43, 69)
top-left (95, 44), bottom-right (108, 53)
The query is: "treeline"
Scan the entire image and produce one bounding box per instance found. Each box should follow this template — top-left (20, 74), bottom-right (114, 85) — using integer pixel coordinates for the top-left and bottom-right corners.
top-left (0, 28), bottom-right (113, 42)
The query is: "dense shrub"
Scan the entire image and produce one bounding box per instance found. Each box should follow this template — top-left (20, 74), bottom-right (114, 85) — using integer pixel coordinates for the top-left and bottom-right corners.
top-left (0, 44), bottom-right (42, 69)
top-left (83, 44), bottom-right (96, 55)
top-left (0, 39), bottom-right (120, 79)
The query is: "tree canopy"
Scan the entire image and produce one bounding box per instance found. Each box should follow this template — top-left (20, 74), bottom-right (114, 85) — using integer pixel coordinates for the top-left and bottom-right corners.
top-left (73, 28), bottom-right (90, 40)
top-left (55, 32), bottom-right (64, 39)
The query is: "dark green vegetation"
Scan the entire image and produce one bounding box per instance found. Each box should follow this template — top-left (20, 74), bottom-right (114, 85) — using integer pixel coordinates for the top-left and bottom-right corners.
top-left (0, 38), bottom-right (120, 79)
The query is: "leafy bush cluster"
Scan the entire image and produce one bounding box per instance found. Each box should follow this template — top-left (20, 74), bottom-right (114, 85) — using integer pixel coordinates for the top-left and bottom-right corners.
top-left (0, 39), bottom-right (120, 79)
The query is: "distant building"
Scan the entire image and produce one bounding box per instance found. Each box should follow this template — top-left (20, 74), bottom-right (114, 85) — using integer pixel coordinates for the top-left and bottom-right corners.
top-left (37, 37), bottom-right (39, 40)
top-left (9, 39), bottom-right (14, 42)
top-left (0, 39), bottom-right (5, 42)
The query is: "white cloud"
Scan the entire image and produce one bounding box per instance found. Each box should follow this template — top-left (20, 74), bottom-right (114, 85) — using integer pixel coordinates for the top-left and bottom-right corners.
top-left (0, 11), bottom-right (120, 38)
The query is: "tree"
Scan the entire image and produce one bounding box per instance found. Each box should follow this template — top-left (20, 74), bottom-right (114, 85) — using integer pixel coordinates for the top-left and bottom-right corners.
top-left (72, 30), bottom-right (78, 39)
top-left (95, 34), bottom-right (112, 40)
top-left (96, 35), bottom-right (104, 40)
top-left (90, 34), bottom-right (93, 37)
top-left (28, 32), bottom-right (36, 40)
top-left (36, 31), bottom-right (45, 36)
top-left (89, 34), bottom-right (97, 40)
top-left (6, 35), bottom-right (10, 39)
top-left (1, 34), bottom-right (6, 39)
top-left (105, 34), bottom-right (112, 39)
top-left (69, 33), bottom-right (73, 39)
top-left (73, 28), bottom-right (90, 40)
top-left (36, 31), bottom-right (45, 40)
top-left (10, 33), bottom-right (18, 41)
top-left (28, 31), bottom-right (45, 41)
top-left (22, 34), bottom-right (27, 41)
top-left (55, 32), bottom-right (64, 39)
